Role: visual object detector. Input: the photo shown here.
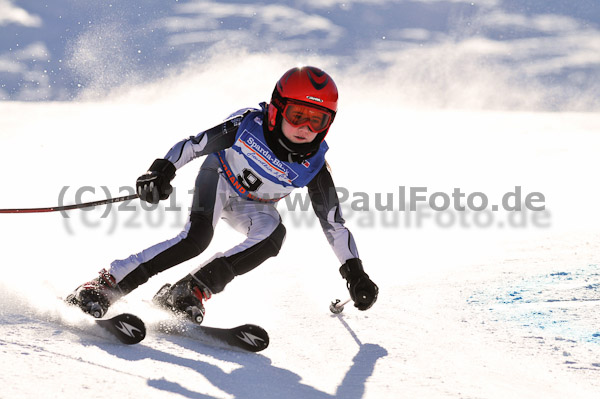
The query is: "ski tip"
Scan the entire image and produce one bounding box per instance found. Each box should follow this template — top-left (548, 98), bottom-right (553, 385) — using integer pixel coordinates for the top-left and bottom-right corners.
top-left (232, 324), bottom-right (270, 352)
top-left (96, 313), bottom-right (146, 345)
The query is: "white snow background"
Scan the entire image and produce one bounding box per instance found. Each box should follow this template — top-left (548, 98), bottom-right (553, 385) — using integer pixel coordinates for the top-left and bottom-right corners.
top-left (1, 1), bottom-right (600, 398)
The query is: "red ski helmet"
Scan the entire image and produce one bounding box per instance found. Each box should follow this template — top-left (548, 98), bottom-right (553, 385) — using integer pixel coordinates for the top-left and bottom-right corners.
top-left (265, 66), bottom-right (338, 163)
top-left (268, 66), bottom-right (338, 132)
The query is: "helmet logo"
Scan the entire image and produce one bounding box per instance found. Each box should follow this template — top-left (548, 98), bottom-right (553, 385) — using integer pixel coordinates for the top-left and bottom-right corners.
top-left (306, 69), bottom-right (329, 90)
top-left (306, 96), bottom-right (323, 102)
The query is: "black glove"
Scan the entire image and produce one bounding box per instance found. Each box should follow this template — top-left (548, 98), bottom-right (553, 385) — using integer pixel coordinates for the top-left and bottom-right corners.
top-left (136, 159), bottom-right (176, 204)
top-left (340, 258), bottom-right (378, 310)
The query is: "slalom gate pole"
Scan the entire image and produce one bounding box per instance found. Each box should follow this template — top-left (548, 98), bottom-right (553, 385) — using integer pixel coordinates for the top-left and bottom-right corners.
top-left (0, 194), bottom-right (139, 214)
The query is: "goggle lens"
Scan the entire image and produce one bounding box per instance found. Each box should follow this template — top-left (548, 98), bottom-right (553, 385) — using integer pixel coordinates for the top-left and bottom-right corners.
top-left (283, 103), bottom-right (332, 133)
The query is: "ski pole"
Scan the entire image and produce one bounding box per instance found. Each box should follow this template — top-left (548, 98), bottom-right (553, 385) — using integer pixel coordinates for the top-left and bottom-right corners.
top-left (0, 194), bottom-right (139, 214)
top-left (329, 297), bottom-right (352, 314)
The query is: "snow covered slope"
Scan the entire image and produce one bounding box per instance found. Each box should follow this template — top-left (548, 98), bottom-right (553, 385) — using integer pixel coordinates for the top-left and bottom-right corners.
top-left (1, 97), bottom-right (599, 398)
top-left (1, 1), bottom-right (600, 398)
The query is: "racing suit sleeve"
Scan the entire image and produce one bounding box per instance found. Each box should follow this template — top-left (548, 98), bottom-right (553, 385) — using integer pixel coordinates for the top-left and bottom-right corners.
top-left (307, 163), bottom-right (360, 263)
top-left (163, 112), bottom-right (247, 169)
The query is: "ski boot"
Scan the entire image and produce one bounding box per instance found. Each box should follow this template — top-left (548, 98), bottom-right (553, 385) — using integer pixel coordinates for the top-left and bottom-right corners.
top-left (66, 269), bottom-right (121, 318)
top-left (152, 275), bottom-right (211, 324)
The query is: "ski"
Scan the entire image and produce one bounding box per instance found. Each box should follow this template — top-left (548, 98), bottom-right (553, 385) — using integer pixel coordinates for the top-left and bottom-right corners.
top-left (63, 294), bottom-right (146, 345)
top-left (94, 313), bottom-right (146, 345)
top-left (156, 319), bottom-right (269, 352)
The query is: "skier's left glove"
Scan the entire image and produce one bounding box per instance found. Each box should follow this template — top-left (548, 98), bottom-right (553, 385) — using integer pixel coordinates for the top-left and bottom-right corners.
top-left (136, 159), bottom-right (176, 204)
top-left (340, 258), bottom-right (378, 311)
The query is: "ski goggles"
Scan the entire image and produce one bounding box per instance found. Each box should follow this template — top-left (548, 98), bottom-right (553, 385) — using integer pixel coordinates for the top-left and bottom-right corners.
top-left (282, 101), bottom-right (334, 133)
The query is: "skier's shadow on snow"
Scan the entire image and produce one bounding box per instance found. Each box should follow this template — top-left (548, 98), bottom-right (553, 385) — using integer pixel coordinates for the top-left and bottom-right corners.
top-left (102, 316), bottom-right (387, 399)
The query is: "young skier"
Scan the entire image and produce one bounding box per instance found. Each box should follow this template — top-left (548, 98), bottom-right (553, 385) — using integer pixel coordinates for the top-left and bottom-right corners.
top-left (67, 66), bottom-right (379, 323)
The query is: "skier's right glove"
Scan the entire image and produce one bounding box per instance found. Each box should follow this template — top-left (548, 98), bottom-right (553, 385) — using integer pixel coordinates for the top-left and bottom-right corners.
top-left (136, 158), bottom-right (176, 204)
top-left (340, 258), bottom-right (378, 311)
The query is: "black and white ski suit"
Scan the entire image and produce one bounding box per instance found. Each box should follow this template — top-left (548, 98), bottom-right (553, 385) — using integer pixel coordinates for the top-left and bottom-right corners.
top-left (111, 104), bottom-right (360, 295)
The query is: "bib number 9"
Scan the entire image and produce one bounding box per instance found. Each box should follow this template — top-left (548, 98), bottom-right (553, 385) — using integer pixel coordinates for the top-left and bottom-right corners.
top-left (237, 169), bottom-right (263, 192)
